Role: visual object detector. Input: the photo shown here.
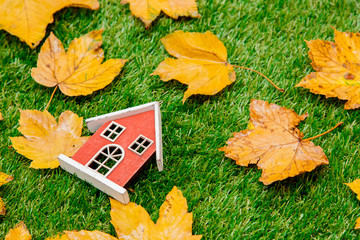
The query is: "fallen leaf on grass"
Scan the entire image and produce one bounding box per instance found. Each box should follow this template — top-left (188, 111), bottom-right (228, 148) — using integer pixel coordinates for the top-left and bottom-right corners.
top-left (31, 30), bottom-right (127, 98)
top-left (152, 31), bottom-right (235, 102)
top-left (65, 230), bottom-right (118, 240)
top-left (4, 187), bottom-right (201, 239)
top-left (65, 186), bottom-right (201, 239)
top-left (46, 235), bottom-right (70, 240)
top-left (5, 222), bottom-right (31, 240)
top-left (0, 111), bottom-right (3, 120)
top-left (356, 218), bottom-right (360, 230)
top-left (110, 186), bottom-right (202, 239)
top-left (296, 28), bottom-right (360, 109)
top-left (219, 99), bottom-right (341, 185)
top-left (345, 179), bottom-right (360, 201)
top-left (5, 222), bottom-right (69, 240)
top-left (152, 31), bottom-right (283, 102)
top-left (121, 0), bottom-right (200, 28)
top-left (345, 179), bottom-right (360, 229)
top-left (10, 110), bottom-right (89, 169)
top-left (0, 172), bottom-right (13, 215)
top-left (0, 0), bottom-right (99, 48)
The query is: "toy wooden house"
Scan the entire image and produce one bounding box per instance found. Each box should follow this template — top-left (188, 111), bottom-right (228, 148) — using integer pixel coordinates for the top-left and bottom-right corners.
top-left (58, 102), bottom-right (163, 204)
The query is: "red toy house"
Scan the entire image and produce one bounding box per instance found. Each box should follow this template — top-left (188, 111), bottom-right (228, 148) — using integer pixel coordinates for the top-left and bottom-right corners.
top-left (58, 102), bottom-right (163, 204)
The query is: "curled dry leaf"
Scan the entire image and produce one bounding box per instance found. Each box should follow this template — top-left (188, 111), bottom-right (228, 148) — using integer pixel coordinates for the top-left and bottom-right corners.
top-left (219, 99), bottom-right (334, 185)
top-left (31, 30), bottom-right (127, 97)
top-left (5, 222), bottom-right (31, 240)
top-left (121, 0), bottom-right (200, 28)
top-left (296, 28), bottom-right (360, 109)
top-left (0, 0), bottom-right (99, 48)
top-left (10, 110), bottom-right (89, 169)
top-left (0, 172), bottom-right (13, 215)
top-left (152, 31), bottom-right (235, 102)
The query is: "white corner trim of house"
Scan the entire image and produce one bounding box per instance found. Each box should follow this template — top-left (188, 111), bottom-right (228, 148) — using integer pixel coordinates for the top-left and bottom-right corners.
top-left (154, 102), bottom-right (164, 171)
top-left (85, 102), bottom-right (160, 132)
top-left (58, 154), bottom-right (130, 204)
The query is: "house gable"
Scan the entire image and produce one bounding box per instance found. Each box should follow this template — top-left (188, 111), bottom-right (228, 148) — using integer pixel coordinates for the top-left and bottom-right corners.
top-left (72, 110), bottom-right (156, 187)
top-left (86, 101), bottom-right (163, 171)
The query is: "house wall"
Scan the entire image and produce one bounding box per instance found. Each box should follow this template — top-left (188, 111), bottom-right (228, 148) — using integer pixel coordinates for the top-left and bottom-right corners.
top-left (72, 110), bottom-right (156, 187)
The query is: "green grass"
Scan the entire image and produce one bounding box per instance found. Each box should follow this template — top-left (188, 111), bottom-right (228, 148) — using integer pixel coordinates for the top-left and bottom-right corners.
top-left (1, 0), bottom-right (360, 239)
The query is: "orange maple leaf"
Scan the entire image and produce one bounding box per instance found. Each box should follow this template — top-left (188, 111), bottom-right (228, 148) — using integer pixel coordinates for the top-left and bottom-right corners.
top-left (0, 0), bottom-right (99, 48)
top-left (219, 99), bottom-right (341, 185)
top-left (296, 28), bottom-right (360, 109)
top-left (121, 0), bottom-right (200, 28)
top-left (0, 172), bottom-right (13, 215)
top-left (31, 30), bottom-right (127, 109)
top-left (10, 110), bottom-right (89, 169)
top-left (152, 31), bottom-right (283, 103)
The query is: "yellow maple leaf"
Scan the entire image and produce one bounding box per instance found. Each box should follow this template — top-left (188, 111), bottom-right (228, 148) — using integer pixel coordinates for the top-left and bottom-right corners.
top-left (121, 0), bottom-right (200, 28)
top-left (46, 235), bottom-right (70, 240)
top-left (4, 187), bottom-right (201, 239)
top-left (65, 230), bottom-right (118, 240)
top-left (110, 186), bottom-right (202, 239)
top-left (152, 31), bottom-right (283, 102)
top-left (0, 172), bottom-right (13, 215)
top-left (31, 30), bottom-right (127, 100)
top-left (155, 186), bottom-right (202, 240)
top-left (345, 179), bottom-right (360, 229)
top-left (152, 30), bottom-right (236, 102)
top-left (0, 0), bottom-right (99, 48)
top-left (356, 218), bottom-right (360, 230)
top-left (110, 200), bottom-right (155, 239)
top-left (5, 222), bottom-right (70, 240)
top-left (345, 179), bottom-right (360, 201)
top-left (64, 186), bottom-right (201, 239)
top-left (219, 99), bottom-right (341, 185)
top-left (10, 110), bottom-right (89, 169)
top-left (5, 222), bottom-right (31, 240)
top-left (296, 28), bottom-right (360, 109)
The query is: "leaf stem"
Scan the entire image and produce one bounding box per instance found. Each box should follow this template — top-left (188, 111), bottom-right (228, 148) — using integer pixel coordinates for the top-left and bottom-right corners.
top-left (231, 65), bottom-right (284, 92)
top-left (45, 85), bottom-right (58, 111)
top-left (303, 122), bottom-right (343, 141)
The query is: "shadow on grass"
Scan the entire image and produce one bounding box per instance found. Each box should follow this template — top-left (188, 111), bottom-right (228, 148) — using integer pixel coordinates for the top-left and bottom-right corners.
top-left (263, 165), bottom-right (329, 194)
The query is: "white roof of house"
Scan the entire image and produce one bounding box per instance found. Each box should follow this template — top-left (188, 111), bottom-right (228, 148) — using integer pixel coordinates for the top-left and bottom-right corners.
top-left (85, 102), bottom-right (163, 171)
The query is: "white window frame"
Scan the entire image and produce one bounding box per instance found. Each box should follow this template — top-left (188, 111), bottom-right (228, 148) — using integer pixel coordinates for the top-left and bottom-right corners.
top-left (100, 121), bottom-right (126, 142)
top-left (86, 144), bottom-right (125, 177)
top-left (128, 135), bottom-right (154, 156)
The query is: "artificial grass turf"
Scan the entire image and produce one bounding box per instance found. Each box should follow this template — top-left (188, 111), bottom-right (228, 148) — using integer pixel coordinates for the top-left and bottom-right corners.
top-left (1, 0), bottom-right (360, 238)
